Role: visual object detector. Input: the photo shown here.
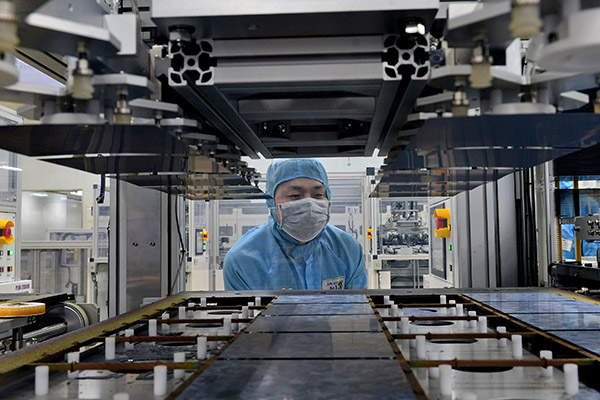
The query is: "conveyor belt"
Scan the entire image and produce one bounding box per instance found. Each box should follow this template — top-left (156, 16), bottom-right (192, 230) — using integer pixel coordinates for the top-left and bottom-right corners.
top-left (177, 294), bottom-right (419, 400)
top-left (465, 291), bottom-right (600, 356)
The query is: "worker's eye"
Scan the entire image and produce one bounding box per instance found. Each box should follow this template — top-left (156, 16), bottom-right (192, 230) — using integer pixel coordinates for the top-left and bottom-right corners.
top-left (289, 194), bottom-right (300, 199)
top-left (313, 193), bottom-right (324, 198)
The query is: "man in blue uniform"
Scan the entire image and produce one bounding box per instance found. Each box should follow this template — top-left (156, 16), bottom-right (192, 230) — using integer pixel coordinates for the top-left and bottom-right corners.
top-left (223, 158), bottom-right (367, 290)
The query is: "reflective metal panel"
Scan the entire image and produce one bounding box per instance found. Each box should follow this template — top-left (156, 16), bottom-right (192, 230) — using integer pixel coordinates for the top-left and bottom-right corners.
top-left (247, 315), bottom-right (382, 333)
top-left (152, 1), bottom-right (439, 39)
top-left (274, 294), bottom-right (368, 304)
top-left (221, 332), bottom-right (395, 359)
top-left (0, 124), bottom-right (186, 157)
top-left (176, 360), bottom-right (417, 400)
top-left (263, 303), bottom-right (374, 316)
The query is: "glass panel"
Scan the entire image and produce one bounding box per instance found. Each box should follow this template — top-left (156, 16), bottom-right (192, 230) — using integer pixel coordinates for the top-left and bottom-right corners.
top-left (0, 150), bottom-right (19, 203)
top-left (22, 192), bottom-right (83, 241)
top-left (383, 259), bottom-right (429, 288)
top-left (379, 200), bottom-right (429, 256)
top-left (218, 200), bottom-right (269, 265)
top-left (21, 248), bottom-right (90, 303)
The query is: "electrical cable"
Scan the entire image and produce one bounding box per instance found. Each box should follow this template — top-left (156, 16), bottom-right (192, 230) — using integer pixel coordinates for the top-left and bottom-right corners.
top-left (169, 196), bottom-right (187, 295)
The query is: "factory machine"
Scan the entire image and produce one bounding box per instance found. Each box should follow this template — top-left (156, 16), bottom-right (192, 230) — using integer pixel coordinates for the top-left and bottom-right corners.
top-left (1, 0), bottom-right (600, 398)
top-left (0, 290), bottom-right (598, 399)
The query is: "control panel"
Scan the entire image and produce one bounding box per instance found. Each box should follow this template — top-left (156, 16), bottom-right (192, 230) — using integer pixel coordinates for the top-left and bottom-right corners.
top-left (0, 212), bottom-right (16, 283)
top-left (574, 215), bottom-right (600, 242)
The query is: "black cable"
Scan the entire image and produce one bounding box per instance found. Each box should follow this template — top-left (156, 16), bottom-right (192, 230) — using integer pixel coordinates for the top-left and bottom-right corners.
top-left (96, 174), bottom-right (106, 204)
top-left (169, 196), bottom-right (187, 294)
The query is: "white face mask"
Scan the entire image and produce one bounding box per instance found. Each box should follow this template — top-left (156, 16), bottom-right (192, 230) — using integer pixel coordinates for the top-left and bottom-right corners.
top-left (277, 197), bottom-right (330, 242)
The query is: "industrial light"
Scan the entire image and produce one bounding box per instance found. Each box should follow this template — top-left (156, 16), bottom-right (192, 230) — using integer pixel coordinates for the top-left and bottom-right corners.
top-left (405, 23), bottom-right (425, 35)
top-left (0, 165), bottom-right (22, 171)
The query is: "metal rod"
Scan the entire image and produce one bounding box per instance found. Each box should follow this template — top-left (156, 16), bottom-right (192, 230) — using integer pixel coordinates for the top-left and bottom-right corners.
top-left (374, 303), bottom-right (473, 308)
top-left (392, 332), bottom-right (536, 340)
top-left (30, 361), bottom-right (204, 372)
top-left (185, 306), bottom-right (265, 311)
top-left (408, 358), bottom-right (597, 369)
top-left (157, 318), bottom-right (251, 324)
top-left (22, 323), bottom-right (68, 341)
top-left (382, 315), bottom-right (498, 321)
top-left (114, 335), bottom-right (233, 343)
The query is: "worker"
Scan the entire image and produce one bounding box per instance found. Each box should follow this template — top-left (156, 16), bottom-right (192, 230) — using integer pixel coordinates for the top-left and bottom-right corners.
top-left (223, 158), bottom-right (367, 290)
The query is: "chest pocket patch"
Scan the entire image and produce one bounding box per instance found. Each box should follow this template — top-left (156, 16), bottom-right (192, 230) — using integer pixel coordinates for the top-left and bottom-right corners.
top-left (322, 276), bottom-right (345, 290)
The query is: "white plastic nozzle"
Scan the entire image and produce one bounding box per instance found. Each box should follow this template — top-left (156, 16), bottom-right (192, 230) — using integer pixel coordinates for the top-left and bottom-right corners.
top-left (400, 317), bottom-right (410, 335)
top-left (187, 303), bottom-right (195, 318)
top-left (161, 312), bottom-right (170, 333)
top-left (511, 334), bottom-right (523, 359)
top-left (35, 365), bottom-right (49, 396)
top-left (427, 351), bottom-right (440, 379)
top-left (153, 365), bottom-right (168, 396)
top-left (448, 300), bottom-right (456, 316)
top-left (197, 336), bottom-right (207, 360)
top-left (67, 352), bottom-right (80, 379)
top-left (231, 312), bottom-right (240, 332)
top-left (148, 319), bottom-right (157, 337)
top-left (173, 352), bottom-right (185, 380)
top-left (497, 326), bottom-right (507, 347)
top-left (439, 364), bottom-right (453, 396)
top-left (564, 363), bottom-right (579, 395)
top-left (124, 328), bottom-right (134, 350)
top-left (416, 335), bottom-right (426, 359)
top-left (105, 337), bottom-right (116, 360)
top-left (478, 316), bottom-right (488, 333)
top-left (223, 316), bottom-right (232, 336)
top-left (540, 350), bottom-right (553, 378)
top-left (468, 311), bottom-right (477, 329)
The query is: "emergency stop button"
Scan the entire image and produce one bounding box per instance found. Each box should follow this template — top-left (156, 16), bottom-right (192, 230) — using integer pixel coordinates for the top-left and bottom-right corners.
top-left (0, 220), bottom-right (15, 245)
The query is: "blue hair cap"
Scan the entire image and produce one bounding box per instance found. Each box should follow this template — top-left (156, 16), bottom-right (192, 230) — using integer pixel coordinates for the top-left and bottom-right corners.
top-left (265, 159), bottom-right (331, 208)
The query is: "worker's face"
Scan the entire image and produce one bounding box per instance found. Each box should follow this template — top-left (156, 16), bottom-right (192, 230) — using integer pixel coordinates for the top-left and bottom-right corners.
top-left (274, 177), bottom-right (327, 222)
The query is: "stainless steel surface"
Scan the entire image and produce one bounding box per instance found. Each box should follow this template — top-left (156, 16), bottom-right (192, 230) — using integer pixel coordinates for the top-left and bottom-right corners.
top-left (151, 0), bottom-right (439, 39)
top-left (22, 322), bottom-right (67, 341)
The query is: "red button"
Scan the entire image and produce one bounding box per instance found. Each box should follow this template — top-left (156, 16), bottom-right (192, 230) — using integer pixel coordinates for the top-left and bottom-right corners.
top-left (2, 226), bottom-right (11, 239)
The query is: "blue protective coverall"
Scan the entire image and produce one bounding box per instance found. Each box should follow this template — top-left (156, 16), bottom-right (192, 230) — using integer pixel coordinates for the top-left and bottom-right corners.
top-left (223, 158), bottom-right (367, 290)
